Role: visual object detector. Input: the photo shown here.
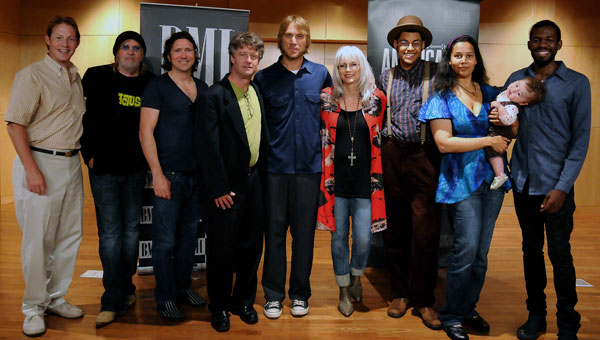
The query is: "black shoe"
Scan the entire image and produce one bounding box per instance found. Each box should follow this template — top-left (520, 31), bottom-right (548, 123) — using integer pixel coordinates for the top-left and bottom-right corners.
top-left (157, 300), bottom-right (184, 321)
top-left (231, 305), bottom-right (258, 324)
top-left (463, 314), bottom-right (490, 333)
top-left (444, 324), bottom-right (469, 340)
top-left (210, 310), bottom-right (230, 332)
top-left (178, 288), bottom-right (206, 308)
top-left (557, 334), bottom-right (578, 340)
top-left (517, 317), bottom-right (547, 340)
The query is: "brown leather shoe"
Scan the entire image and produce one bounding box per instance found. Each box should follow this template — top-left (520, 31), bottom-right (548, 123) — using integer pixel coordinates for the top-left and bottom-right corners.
top-left (387, 298), bottom-right (409, 318)
top-left (413, 307), bottom-right (443, 330)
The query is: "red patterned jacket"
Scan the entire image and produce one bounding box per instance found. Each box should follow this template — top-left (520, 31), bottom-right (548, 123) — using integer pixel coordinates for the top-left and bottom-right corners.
top-left (316, 87), bottom-right (387, 233)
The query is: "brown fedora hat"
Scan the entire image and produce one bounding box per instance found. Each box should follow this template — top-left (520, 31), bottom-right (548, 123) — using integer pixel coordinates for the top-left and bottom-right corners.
top-left (386, 15), bottom-right (432, 48)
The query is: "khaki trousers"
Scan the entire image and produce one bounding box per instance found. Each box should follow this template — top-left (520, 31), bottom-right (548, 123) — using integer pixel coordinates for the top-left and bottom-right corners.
top-left (13, 151), bottom-right (83, 317)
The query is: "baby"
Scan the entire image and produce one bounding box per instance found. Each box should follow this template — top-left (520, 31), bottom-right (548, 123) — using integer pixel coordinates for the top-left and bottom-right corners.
top-left (487, 77), bottom-right (546, 190)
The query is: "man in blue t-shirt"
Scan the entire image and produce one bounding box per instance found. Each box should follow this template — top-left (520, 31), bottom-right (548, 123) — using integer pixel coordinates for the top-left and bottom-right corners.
top-left (254, 15), bottom-right (332, 319)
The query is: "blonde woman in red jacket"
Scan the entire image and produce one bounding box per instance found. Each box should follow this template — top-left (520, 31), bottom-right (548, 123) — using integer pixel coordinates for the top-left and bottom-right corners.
top-left (317, 45), bottom-right (387, 317)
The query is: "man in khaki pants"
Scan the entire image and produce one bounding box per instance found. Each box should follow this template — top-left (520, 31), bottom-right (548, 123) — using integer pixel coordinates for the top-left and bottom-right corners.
top-left (5, 15), bottom-right (85, 337)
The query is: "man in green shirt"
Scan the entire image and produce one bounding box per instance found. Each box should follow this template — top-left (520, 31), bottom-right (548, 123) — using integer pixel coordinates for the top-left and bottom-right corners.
top-left (197, 32), bottom-right (270, 333)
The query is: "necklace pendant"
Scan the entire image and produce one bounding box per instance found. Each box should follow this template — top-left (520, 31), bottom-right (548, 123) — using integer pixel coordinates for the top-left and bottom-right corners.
top-left (348, 150), bottom-right (356, 167)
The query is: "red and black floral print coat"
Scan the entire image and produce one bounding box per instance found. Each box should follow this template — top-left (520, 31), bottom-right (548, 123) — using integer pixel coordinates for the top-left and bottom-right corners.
top-left (316, 87), bottom-right (387, 233)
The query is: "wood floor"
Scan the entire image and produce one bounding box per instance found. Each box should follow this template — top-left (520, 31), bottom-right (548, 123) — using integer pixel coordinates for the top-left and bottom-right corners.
top-left (0, 202), bottom-right (599, 339)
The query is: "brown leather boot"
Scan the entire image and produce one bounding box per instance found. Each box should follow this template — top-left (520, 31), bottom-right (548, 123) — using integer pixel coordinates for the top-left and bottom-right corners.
top-left (387, 298), bottom-right (409, 318)
top-left (413, 307), bottom-right (443, 330)
top-left (349, 275), bottom-right (362, 302)
top-left (338, 287), bottom-right (353, 317)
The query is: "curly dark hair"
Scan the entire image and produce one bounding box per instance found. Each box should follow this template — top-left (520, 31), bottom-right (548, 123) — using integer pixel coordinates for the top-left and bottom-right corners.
top-left (433, 35), bottom-right (488, 94)
top-left (530, 20), bottom-right (561, 42)
top-left (162, 31), bottom-right (199, 73)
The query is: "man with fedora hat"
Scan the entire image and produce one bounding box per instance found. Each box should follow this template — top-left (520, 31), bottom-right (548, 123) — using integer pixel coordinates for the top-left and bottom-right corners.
top-left (378, 15), bottom-right (442, 330)
top-left (80, 30), bottom-right (155, 327)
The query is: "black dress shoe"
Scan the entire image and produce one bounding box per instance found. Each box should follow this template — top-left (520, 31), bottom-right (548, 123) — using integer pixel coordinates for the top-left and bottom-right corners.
top-left (211, 310), bottom-right (230, 332)
top-left (444, 325), bottom-right (469, 340)
top-left (463, 314), bottom-right (490, 333)
top-left (231, 305), bottom-right (258, 324)
top-left (517, 317), bottom-right (546, 340)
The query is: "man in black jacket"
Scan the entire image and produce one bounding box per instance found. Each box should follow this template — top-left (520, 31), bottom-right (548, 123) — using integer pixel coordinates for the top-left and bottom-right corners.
top-left (197, 32), bottom-right (269, 333)
top-left (80, 31), bottom-right (154, 328)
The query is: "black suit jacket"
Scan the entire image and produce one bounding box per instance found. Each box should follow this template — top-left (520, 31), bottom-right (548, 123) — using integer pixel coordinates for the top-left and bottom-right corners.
top-left (197, 74), bottom-right (270, 200)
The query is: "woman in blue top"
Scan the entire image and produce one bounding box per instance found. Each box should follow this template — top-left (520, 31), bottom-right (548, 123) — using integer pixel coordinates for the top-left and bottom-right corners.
top-left (419, 35), bottom-right (517, 340)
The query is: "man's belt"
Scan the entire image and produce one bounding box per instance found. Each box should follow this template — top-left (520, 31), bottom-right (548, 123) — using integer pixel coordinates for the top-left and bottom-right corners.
top-left (30, 146), bottom-right (80, 157)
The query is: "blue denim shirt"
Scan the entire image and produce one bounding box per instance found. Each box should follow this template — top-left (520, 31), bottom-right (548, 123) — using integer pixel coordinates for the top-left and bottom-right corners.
top-left (506, 62), bottom-right (591, 195)
top-left (254, 57), bottom-right (332, 174)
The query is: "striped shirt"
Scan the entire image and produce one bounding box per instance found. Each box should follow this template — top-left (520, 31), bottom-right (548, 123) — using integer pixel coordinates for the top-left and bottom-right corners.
top-left (5, 54), bottom-right (85, 150)
top-left (378, 60), bottom-right (436, 143)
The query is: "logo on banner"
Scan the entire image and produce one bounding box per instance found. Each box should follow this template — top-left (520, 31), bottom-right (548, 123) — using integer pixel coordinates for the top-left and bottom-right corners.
top-left (140, 206), bottom-right (153, 224)
top-left (139, 241), bottom-right (153, 259)
top-left (380, 45), bottom-right (445, 73)
top-left (137, 238), bottom-right (205, 260)
top-left (158, 25), bottom-right (234, 85)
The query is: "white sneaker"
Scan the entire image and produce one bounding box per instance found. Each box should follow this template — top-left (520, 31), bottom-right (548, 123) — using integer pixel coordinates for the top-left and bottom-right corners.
top-left (23, 314), bottom-right (46, 337)
top-left (290, 299), bottom-right (309, 317)
top-left (47, 302), bottom-right (83, 319)
top-left (263, 300), bottom-right (282, 319)
top-left (490, 173), bottom-right (508, 190)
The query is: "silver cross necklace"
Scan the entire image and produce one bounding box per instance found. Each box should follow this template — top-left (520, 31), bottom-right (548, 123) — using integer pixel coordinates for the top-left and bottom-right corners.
top-left (343, 95), bottom-right (361, 167)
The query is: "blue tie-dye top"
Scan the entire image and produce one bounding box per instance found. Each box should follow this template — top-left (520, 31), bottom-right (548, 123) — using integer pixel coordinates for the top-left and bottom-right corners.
top-left (418, 83), bottom-right (511, 204)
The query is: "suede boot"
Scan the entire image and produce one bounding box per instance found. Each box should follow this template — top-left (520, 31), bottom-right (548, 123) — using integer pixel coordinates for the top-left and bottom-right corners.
top-left (338, 287), bottom-right (354, 317)
top-left (349, 275), bottom-right (363, 302)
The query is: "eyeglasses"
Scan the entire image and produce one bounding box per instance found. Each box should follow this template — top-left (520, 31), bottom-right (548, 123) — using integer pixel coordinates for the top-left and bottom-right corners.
top-left (398, 40), bottom-right (422, 48)
top-left (122, 44), bottom-right (142, 52)
top-left (338, 62), bottom-right (359, 70)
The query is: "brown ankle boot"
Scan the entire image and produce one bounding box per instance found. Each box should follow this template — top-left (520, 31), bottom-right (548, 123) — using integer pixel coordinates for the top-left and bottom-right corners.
top-left (349, 275), bottom-right (362, 302)
top-left (338, 287), bottom-right (353, 317)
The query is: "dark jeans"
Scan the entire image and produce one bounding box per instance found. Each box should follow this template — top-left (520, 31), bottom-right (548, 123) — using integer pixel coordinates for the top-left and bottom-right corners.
top-left (439, 184), bottom-right (504, 327)
top-left (206, 168), bottom-right (264, 312)
top-left (381, 140), bottom-right (441, 308)
top-left (514, 183), bottom-right (580, 336)
top-left (152, 172), bottom-right (202, 305)
top-left (262, 173), bottom-right (320, 302)
top-left (89, 169), bottom-right (145, 312)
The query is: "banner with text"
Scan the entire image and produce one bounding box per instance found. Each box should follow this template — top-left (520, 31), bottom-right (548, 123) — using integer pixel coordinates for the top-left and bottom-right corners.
top-left (367, 0), bottom-right (481, 84)
top-left (141, 3), bottom-right (249, 86)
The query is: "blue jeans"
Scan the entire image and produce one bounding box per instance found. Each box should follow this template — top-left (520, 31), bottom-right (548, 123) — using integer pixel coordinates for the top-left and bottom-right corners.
top-left (89, 169), bottom-right (145, 312)
top-left (439, 184), bottom-right (504, 327)
top-left (152, 172), bottom-right (202, 305)
top-left (332, 197), bottom-right (371, 287)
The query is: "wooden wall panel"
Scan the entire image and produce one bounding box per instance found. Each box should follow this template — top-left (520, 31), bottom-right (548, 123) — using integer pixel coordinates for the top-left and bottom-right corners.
top-left (0, 0), bottom-right (21, 203)
top-left (118, 0), bottom-right (229, 33)
top-left (20, 0), bottom-right (120, 36)
top-left (534, 0), bottom-right (600, 47)
top-left (478, 43), bottom-right (532, 87)
top-left (0, 0), bottom-right (20, 35)
top-left (325, 0), bottom-right (367, 41)
top-left (232, 0), bottom-right (328, 40)
top-left (479, 0), bottom-right (534, 45)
